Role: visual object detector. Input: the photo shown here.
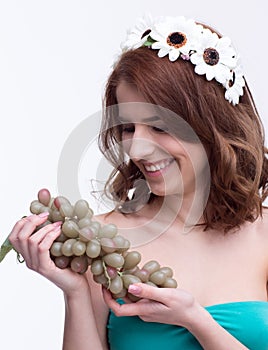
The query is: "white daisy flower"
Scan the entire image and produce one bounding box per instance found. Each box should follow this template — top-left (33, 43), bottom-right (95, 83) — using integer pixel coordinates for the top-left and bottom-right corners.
top-left (120, 14), bottom-right (156, 51)
top-left (149, 16), bottom-right (201, 62)
top-left (190, 28), bottom-right (238, 84)
top-left (225, 64), bottom-right (245, 105)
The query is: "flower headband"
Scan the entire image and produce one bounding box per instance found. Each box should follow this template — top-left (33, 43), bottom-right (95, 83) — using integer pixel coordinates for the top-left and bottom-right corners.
top-left (119, 15), bottom-right (245, 105)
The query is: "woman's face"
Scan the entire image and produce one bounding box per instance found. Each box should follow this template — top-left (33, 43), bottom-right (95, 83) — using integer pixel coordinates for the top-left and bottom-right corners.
top-left (116, 81), bottom-right (209, 198)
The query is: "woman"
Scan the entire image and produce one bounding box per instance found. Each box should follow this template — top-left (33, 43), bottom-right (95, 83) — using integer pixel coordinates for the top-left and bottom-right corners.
top-left (8, 15), bottom-right (268, 349)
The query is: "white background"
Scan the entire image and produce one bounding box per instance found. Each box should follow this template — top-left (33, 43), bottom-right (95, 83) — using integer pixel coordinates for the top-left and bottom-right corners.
top-left (0, 1), bottom-right (266, 349)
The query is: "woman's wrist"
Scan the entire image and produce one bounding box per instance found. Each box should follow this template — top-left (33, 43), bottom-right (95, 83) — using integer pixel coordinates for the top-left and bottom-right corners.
top-left (180, 300), bottom-right (213, 331)
top-left (63, 279), bottom-right (91, 300)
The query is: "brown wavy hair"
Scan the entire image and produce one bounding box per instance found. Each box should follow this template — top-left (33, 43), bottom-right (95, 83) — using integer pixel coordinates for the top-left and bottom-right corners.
top-left (98, 45), bottom-right (268, 232)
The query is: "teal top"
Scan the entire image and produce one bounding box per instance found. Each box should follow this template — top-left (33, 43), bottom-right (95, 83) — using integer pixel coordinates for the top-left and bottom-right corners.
top-left (107, 300), bottom-right (268, 349)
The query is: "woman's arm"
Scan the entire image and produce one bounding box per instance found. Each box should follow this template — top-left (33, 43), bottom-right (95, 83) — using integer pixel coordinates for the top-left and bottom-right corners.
top-left (63, 284), bottom-right (108, 350)
top-left (103, 284), bottom-right (249, 350)
top-left (183, 302), bottom-right (248, 350)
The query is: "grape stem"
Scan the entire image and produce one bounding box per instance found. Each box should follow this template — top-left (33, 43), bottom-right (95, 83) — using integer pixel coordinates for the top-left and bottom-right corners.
top-left (0, 235), bottom-right (24, 264)
top-left (102, 261), bottom-right (112, 289)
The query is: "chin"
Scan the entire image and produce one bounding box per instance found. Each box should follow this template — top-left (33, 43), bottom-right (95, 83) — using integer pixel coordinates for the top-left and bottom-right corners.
top-left (149, 185), bottom-right (180, 197)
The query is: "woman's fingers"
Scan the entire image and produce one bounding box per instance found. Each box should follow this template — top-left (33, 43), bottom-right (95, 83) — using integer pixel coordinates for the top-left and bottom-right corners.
top-left (9, 212), bottom-right (50, 244)
top-left (27, 222), bottom-right (62, 271)
top-left (9, 213), bottom-right (49, 260)
top-left (8, 213), bottom-right (63, 272)
top-left (127, 283), bottom-right (174, 303)
top-left (103, 283), bottom-right (175, 317)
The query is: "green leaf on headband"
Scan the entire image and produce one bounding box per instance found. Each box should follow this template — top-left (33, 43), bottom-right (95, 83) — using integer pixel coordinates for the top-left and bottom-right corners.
top-left (143, 36), bottom-right (156, 47)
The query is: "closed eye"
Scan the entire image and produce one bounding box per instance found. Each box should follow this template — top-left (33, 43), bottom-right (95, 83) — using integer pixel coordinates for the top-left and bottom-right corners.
top-left (121, 124), bottom-right (169, 134)
top-left (152, 126), bottom-right (168, 133)
top-left (122, 124), bottom-right (135, 133)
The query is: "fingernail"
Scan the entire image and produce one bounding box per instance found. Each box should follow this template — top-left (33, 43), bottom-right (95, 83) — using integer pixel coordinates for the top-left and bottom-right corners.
top-left (38, 212), bottom-right (50, 218)
top-left (25, 214), bottom-right (35, 219)
top-left (128, 284), bottom-right (142, 295)
top-left (53, 221), bottom-right (62, 227)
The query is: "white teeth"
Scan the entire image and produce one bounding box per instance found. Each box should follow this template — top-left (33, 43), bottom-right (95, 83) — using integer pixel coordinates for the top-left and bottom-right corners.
top-left (144, 159), bottom-right (172, 172)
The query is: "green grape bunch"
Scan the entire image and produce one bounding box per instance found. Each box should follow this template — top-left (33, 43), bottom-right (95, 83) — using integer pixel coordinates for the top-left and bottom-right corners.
top-left (0, 189), bottom-right (178, 300)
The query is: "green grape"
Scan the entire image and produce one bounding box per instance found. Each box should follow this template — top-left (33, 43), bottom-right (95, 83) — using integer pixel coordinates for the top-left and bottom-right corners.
top-left (133, 268), bottom-right (149, 282)
top-left (111, 287), bottom-right (127, 299)
top-left (87, 208), bottom-right (94, 219)
top-left (122, 266), bottom-right (139, 275)
top-left (78, 217), bottom-right (92, 229)
top-left (48, 197), bottom-right (55, 208)
top-left (61, 238), bottom-right (77, 257)
top-left (142, 260), bottom-right (160, 275)
top-left (100, 237), bottom-right (116, 253)
top-left (146, 281), bottom-right (157, 287)
top-left (54, 256), bottom-right (71, 269)
top-left (103, 253), bottom-right (124, 268)
top-left (159, 266), bottom-right (173, 278)
top-left (50, 242), bottom-right (63, 257)
top-left (39, 206), bottom-right (51, 215)
top-left (91, 259), bottom-right (104, 275)
top-left (55, 231), bottom-right (68, 243)
top-left (126, 293), bottom-right (141, 302)
top-left (87, 222), bottom-right (100, 237)
top-left (99, 223), bottom-right (118, 238)
top-left (79, 227), bottom-right (95, 242)
top-left (113, 236), bottom-right (130, 253)
top-left (59, 203), bottom-right (74, 218)
top-left (35, 220), bottom-right (52, 232)
top-left (120, 239), bottom-right (130, 252)
top-left (162, 277), bottom-right (178, 288)
top-left (123, 251), bottom-right (141, 270)
top-left (72, 240), bottom-right (86, 256)
top-left (122, 274), bottom-right (141, 289)
top-left (93, 273), bottom-right (109, 287)
top-left (109, 275), bottom-right (123, 294)
top-left (86, 239), bottom-right (101, 258)
top-left (51, 209), bottom-right (64, 223)
top-left (149, 270), bottom-right (166, 285)
top-left (112, 235), bottom-right (126, 249)
top-left (74, 199), bottom-right (90, 219)
top-left (90, 221), bottom-right (101, 233)
top-left (30, 200), bottom-right (43, 214)
top-left (62, 220), bottom-right (79, 238)
top-left (86, 256), bottom-right (93, 266)
top-left (70, 255), bottom-right (88, 273)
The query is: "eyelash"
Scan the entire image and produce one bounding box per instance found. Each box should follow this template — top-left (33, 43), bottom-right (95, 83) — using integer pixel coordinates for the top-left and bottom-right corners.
top-left (122, 125), bottom-right (168, 133)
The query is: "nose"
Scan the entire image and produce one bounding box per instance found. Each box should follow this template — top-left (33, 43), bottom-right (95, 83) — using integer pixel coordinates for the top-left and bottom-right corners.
top-left (126, 126), bottom-right (155, 161)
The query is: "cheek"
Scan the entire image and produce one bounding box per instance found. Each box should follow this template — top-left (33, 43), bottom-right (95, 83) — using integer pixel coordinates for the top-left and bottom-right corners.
top-left (121, 135), bottom-right (132, 154)
top-left (186, 146), bottom-right (209, 176)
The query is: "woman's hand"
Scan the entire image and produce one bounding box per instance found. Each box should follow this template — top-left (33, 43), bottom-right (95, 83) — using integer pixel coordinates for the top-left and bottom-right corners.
top-left (8, 213), bottom-right (89, 296)
top-left (102, 282), bottom-right (201, 328)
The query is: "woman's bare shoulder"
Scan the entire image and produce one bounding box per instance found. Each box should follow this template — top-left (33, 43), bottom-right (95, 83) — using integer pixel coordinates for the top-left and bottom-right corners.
top-left (93, 210), bottom-right (135, 227)
top-left (94, 210), bottom-right (121, 224)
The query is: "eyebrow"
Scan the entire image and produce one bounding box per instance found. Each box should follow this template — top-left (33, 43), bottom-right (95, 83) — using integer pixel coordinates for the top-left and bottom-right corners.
top-left (117, 115), bottom-right (161, 123)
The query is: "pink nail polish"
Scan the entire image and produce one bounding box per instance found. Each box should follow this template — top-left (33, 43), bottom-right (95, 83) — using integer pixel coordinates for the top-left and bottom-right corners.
top-left (53, 221), bottom-right (62, 227)
top-left (128, 285), bottom-right (141, 295)
top-left (39, 212), bottom-right (50, 218)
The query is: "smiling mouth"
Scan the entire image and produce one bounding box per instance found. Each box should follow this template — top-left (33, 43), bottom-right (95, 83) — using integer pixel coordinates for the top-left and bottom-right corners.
top-left (143, 159), bottom-right (174, 173)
